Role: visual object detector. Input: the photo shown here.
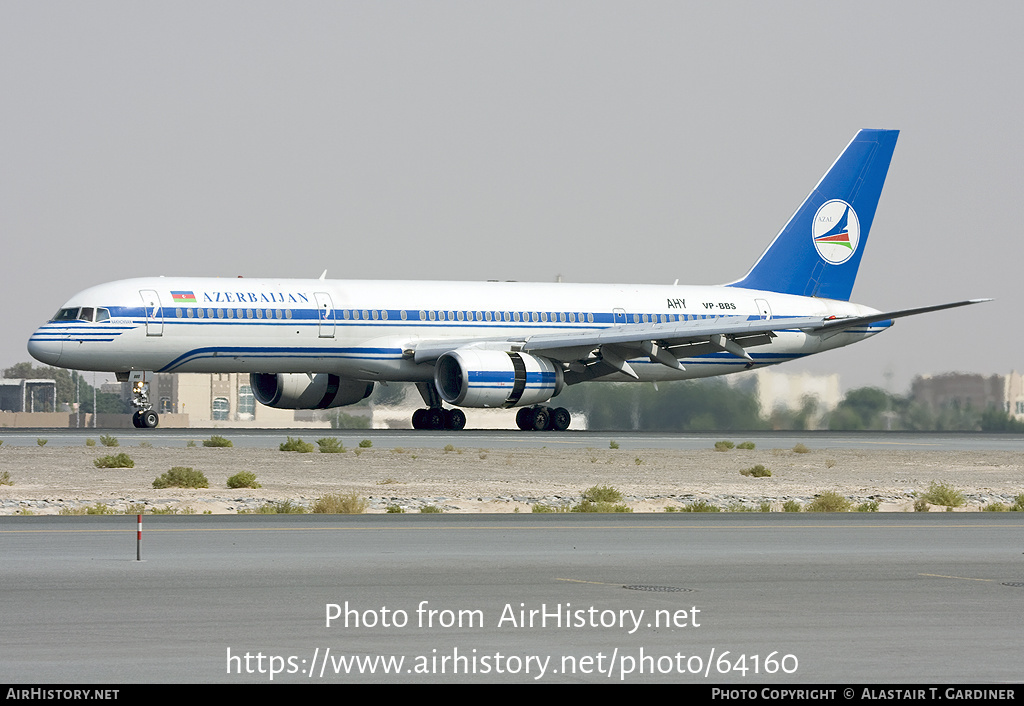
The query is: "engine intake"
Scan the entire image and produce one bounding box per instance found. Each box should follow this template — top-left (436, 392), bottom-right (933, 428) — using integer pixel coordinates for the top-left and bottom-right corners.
top-left (434, 350), bottom-right (563, 408)
top-left (250, 373), bottom-right (373, 409)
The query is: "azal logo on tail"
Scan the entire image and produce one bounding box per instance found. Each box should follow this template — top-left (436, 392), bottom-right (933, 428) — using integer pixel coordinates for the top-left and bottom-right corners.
top-left (812, 199), bottom-right (860, 265)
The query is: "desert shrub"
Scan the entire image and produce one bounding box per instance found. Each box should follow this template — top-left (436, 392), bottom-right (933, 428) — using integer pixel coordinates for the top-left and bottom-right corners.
top-left (60, 502), bottom-right (115, 516)
top-left (782, 499), bottom-right (802, 512)
top-left (226, 471), bottom-right (261, 489)
top-left (856, 500), bottom-right (880, 512)
top-left (280, 436), bottom-right (315, 453)
top-left (386, 505), bottom-right (405, 513)
top-left (94, 453), bottom-right (134, 468)
top-left (792, 443), bottom-right (810, 453)
top-left (203, 435), bottom-right (233, 447)
top-left (419, 505), bottom-right (443, 514)
top-left (152, 467), bottom-right (208, 489)
top-left (582, 485), bottom-right (623, 503)
top-left (1013, 494), bottom-right (1024, 512)
top-left (85, 438), bottom-right (96, 447)
top-left (0, 471), bottom-right (12, 486)
top-left (186, 440), bottom-right (196, 448)
top-left (756, 500), bottom-right (772, 512)
top-left (358, 439), bottom-right (373, 448)
top-left (99, 435), bottom-right (119, 447)
top-left (532, 503), bottom-right (571, 513)
top-left (736, 441), bottom-right (756, 450)
top-left (740, 464), bottom-right (771, 477)
top-left (714, 440), bottom-right (735, 451)
top-left (914, 497), bottom-right (930, 512)
top-left (983, 502), bottom-right (1009, 512)
top-left (37, 438), bottom-right (47, 446)
top-left (443, 443), bottom-right (456, 453)
top-left (680, 500), bottom-right (720, 513)
top-left (571, 501), bottom-right (632, 513)
top-left (245, 500), bottom-right (306, 514)
top-left (316, 438), bottom-right (346, 453)
top-left (312, 492), bottom-right (368, 514)
top-left (920, 482), bottom-right (965, 508)
top-left (149, 505), bottom-right (197, 515)
top-left (609, 440), bottom-right (619, 449)
top-left (805, 491), bottom-right (851, 512)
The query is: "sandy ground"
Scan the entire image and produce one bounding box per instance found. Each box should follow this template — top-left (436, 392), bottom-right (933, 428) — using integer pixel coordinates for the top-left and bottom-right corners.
top-left (1, 442), bottom-right (1021, 514)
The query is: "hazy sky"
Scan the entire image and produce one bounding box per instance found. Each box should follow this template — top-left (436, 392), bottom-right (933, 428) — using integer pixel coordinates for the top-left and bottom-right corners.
top-left (2, 2), bottom-right (1021, 393)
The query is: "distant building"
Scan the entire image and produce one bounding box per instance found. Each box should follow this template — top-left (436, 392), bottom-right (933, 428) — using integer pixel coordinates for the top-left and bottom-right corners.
top-left (729, 369), bottom-right (842, 428)
top-left (0, 379), bottom-right (57, 413)
top-left (911, 371), bottom-right (1024, 419)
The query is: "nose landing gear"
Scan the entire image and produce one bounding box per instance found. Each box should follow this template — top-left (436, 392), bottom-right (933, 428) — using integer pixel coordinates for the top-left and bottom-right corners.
top-left (126, 373), bottom-right (159, 428)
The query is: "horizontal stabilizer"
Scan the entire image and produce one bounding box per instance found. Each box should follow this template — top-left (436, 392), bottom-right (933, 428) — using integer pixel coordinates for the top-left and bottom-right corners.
top-left (807, 299), bottom-right (992, 333)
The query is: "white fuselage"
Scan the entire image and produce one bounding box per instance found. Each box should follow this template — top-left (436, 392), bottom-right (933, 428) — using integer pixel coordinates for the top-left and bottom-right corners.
top-left (27, 276), bottom-right (887, 383)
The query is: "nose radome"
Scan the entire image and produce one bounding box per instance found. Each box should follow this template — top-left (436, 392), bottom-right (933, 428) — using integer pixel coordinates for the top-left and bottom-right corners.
top-left (28, 336), bottom-right (63, 366)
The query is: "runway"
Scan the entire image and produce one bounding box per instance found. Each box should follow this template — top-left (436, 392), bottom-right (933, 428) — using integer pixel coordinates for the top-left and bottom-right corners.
top-left (2, 512), bottom-right (1022, 683)
top-left (3, 428), bottom-right (1024, 452)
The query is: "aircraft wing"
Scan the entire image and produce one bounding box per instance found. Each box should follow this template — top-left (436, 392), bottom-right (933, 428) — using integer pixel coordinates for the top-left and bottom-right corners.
top-left (412, 298), bottom-right (989, 383)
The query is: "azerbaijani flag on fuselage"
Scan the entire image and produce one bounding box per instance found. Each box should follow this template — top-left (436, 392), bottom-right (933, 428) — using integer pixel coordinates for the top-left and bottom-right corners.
top-left (171, 290), bottom-right (197, 304)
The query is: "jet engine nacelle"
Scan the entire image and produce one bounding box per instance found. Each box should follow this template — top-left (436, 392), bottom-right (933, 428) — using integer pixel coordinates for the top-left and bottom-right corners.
top-left (250, 373), bottom-right (374, 409)
top-left (434, 350), bottom-right (563, 408)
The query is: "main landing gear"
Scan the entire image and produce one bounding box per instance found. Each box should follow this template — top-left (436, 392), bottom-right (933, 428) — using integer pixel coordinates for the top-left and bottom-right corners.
top-left (516, 405), bottom-right (571, 432)
top-left (409, 384), bottom-right (570, 432)
top-left (411, 407), bottom-right (466, 430)
top-left (411, 382), bottom-right (466, 430)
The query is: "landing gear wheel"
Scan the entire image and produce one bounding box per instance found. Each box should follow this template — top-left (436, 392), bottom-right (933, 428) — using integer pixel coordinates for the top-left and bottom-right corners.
top-left (516, 407), bottom-right (535, 431)
top-left (424, 408), bottom-right (446, 430)
top-left (530, 406), bottom-right (551, 431)
top-left (140, 410), bottom-right (159, 429)
top-left (551, 407), bottom-right (571, 431)
top-left (131, 411), bottom-right (142, 428)
top-left (444, 408), bottom-right (466, 431)
top-left (412, 408), bottom-right (426, 429)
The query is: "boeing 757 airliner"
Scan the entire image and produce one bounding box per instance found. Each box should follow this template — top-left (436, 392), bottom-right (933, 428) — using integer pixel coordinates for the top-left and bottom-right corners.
top-left (28, 129), bottom-right (986, 429)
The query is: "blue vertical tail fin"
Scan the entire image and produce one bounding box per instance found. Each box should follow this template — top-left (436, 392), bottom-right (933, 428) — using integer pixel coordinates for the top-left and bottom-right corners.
top-left (727, 129), bottom-right (899, 301)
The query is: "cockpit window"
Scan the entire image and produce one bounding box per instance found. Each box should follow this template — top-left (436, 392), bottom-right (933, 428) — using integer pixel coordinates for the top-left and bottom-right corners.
top-left (51, 307), bottom-right (110, 323)
top-left (52, 308), bottom-right (81, 321)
